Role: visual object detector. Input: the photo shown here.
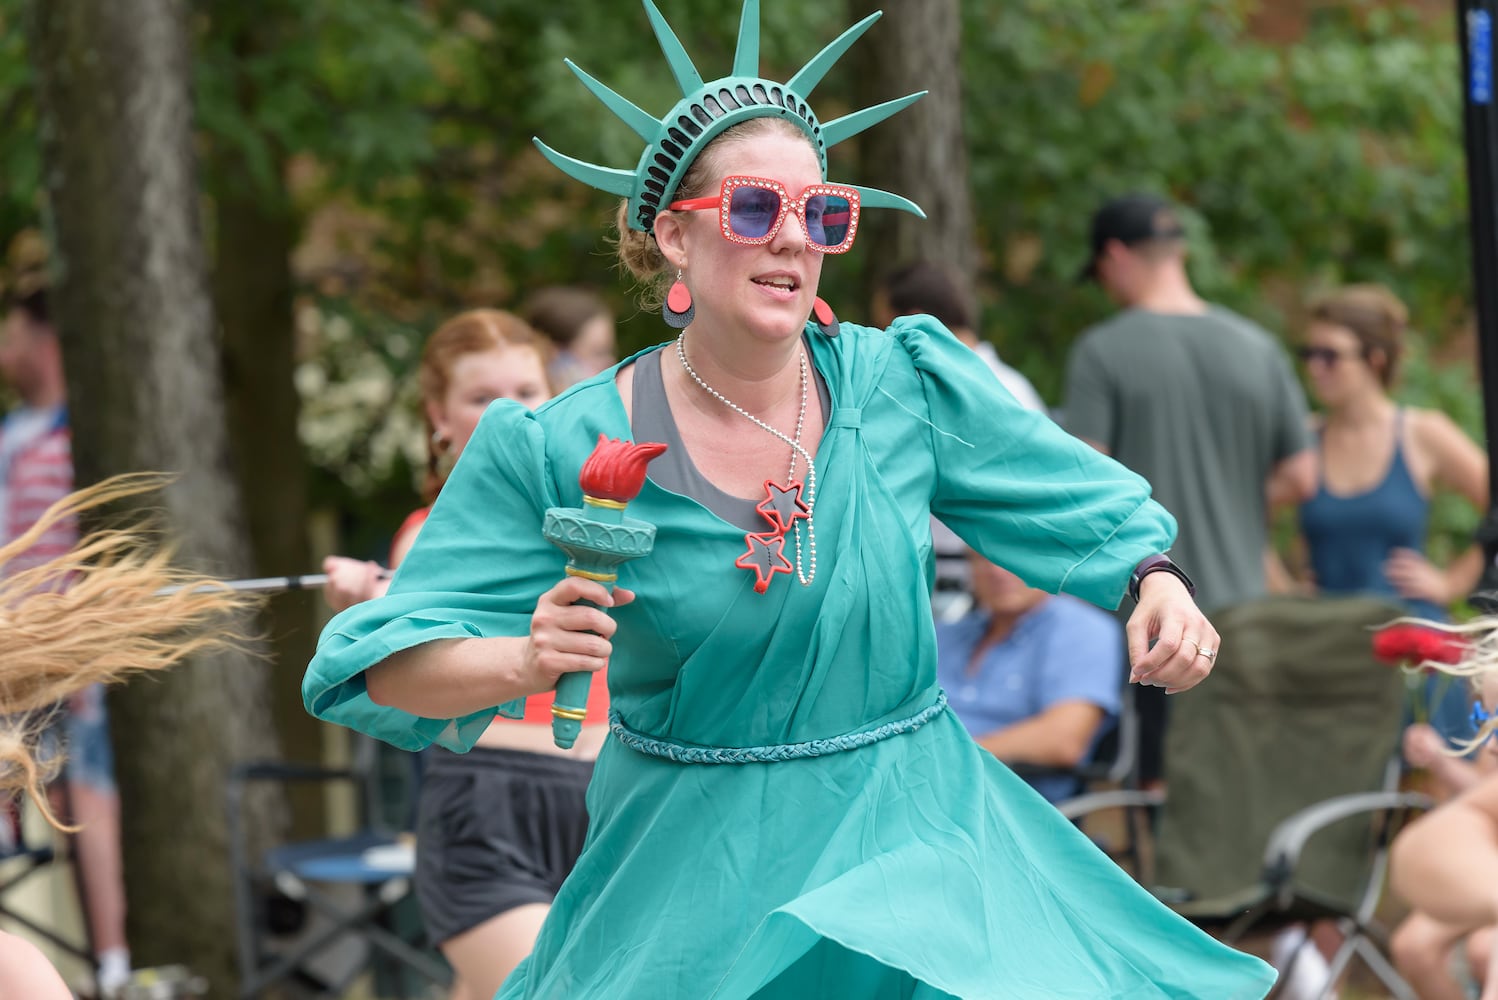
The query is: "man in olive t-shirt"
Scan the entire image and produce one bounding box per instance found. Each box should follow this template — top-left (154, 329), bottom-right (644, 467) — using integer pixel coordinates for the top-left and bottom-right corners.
top-left (1064, 193), bottom-right (1315, 785)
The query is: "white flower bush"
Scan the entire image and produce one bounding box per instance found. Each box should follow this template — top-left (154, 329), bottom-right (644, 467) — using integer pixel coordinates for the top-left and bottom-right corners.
top-left (295, 300), bottom-right (428, 496)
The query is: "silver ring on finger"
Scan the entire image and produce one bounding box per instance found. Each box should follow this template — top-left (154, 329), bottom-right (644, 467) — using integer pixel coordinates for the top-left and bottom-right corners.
top-left (1195, 646), bottom-right (1217, 661)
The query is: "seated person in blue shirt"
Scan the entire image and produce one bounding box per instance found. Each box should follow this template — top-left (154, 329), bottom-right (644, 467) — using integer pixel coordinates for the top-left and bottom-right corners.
top-left (936, 550), bottom-right (1124, 803)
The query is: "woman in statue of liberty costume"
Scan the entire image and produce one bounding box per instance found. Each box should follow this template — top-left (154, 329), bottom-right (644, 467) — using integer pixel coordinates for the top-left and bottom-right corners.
top-left (303, 3), bottom-right (1277, 996)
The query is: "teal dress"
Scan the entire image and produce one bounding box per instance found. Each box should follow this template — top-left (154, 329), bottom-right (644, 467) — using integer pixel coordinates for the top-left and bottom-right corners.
top-left (305, 317), bottom-right (1276, 999)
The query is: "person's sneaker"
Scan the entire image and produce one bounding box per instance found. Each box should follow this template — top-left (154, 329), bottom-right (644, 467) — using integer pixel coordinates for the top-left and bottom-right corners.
top-left (1270, 926), bottom-right (1340, 1000)
top-left (95, 950), bottom-right (130, 999)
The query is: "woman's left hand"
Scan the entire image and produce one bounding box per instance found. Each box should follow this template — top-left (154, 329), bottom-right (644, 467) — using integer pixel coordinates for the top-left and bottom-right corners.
top-left (1384, 548), bottom-right (1449, 606)
top-left (1125, 573), bottom-right (1220, 694)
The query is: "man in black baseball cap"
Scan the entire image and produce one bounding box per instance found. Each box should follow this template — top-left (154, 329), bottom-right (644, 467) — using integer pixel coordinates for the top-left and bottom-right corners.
top-left (1077, 193), bottom-right (1188, 285)
top-left (1061, 190), bottom-right (1316, 806)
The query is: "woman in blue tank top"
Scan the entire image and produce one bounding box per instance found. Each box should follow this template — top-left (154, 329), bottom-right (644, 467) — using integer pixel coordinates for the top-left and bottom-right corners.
top-left (1289, 284), bottom-right (1491, 997)
top-left (1294, 285), bottom-right (1487, 715)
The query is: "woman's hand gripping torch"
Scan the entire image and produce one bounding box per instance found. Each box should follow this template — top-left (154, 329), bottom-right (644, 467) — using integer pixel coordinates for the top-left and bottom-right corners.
top-left (542, 435), bottom-right (667, 749)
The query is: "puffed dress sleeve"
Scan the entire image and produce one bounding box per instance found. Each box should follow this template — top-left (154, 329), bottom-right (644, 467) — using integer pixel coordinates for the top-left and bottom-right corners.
top-left (893, 315), bottom-right (1177, 610)
top-left (302, 402), bottom-right (567, 752)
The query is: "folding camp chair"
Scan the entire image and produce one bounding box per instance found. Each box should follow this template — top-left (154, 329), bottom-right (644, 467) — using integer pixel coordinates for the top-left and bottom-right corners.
top-left (0, 795), bottom-right (95, 969)
top-left (225, 734), bottom-right (450, 998)
top-left (1062, 594), bottom-right (1434, 1000)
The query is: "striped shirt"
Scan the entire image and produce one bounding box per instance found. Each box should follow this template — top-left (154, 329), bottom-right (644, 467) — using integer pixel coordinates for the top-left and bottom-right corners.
top-left (0, 406), bottom-right (75, 579)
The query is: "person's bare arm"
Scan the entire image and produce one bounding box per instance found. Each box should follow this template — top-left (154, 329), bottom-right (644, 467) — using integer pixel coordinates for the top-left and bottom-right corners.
top-left (323, 556), bottom-right (392, 611)
top-left (1424, 409), bottom-right (1491, 512)
top-left (977, 701), bottom-right (1107, 768)
top-left (1386, 411), bottom-right (1491, 605)
top-left (0, 930), bottom-right (72, 1000)
top-left (1392, 769), bottom-right (1498, 930)
top-left (1429, 410), bottom-right (1490, 600)
top-left (365, 577), bottom-right (630, 718)
top-left (1078, 437), bottom-right (1109, 456)
top-left (1385, 543), bottom-right (1485, 607)
top-left (1265, 448), bottom-right (1317, 508)
top-left (1445, 547), bottom-right (1488, 604)
top-left (1263, 548), bottom-right (1311, 595)
top-left (1405, 723), bottom-right (1488, 799)
top-left (323, 512), bottom-right (428, 613)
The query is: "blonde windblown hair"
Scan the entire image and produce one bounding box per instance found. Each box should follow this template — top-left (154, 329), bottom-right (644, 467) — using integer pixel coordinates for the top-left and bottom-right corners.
top-left (1385, 616), bottom-right (1498, 753)
top-left (0, 474), bottom-right (249, 827)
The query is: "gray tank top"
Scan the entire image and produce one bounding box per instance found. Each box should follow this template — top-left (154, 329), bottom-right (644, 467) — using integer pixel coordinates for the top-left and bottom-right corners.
top-left (631, 342), bottom-right (829, 532)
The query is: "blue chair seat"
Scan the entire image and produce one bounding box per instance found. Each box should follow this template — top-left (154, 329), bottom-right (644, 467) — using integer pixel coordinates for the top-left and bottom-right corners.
top-left (265, 831), bottom-right (411, 886)
top-left (227, 755), bottom-right (449, 997)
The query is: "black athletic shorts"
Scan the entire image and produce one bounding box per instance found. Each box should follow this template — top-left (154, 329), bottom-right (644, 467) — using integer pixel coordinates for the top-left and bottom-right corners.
top-left (415, 745), bottom-right (593, 945)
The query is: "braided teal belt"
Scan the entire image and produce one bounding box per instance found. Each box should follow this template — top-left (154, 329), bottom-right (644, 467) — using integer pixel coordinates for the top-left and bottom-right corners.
top-left (608, 691), bottom-right (948, 765)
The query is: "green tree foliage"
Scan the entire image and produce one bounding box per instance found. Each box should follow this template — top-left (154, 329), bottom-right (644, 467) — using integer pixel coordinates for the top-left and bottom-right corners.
top-left (959, 0), bottom-right (1478, 560)
top-left (0, 0), bottom-right (1487, 556)
top-left (0, 0), bottom-right (38, 265)
top-left (965, 0), bottom-right (1465, 395)
top-left (195, 0), bottom-right (437, 198)
top-left (275, 0), bottom-right (851, 541)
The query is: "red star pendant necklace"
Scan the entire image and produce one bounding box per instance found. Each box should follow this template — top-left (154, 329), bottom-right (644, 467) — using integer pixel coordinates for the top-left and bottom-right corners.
top-left (675, 332), bottom-right (817, 594)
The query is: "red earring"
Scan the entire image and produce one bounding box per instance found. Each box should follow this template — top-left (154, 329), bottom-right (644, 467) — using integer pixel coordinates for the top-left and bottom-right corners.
top-left (812, 297), bottom-right (840, 338)
top-left (663, 270), bottom-right (694, 329)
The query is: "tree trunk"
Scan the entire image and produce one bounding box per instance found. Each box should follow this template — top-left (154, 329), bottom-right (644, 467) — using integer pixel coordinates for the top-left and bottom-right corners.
top-left (210, 93), bottom-right (325, 840)
top-left (849, 0), bottom-right (978, 308)
top-left (28, 0), bottom-right (283, 990)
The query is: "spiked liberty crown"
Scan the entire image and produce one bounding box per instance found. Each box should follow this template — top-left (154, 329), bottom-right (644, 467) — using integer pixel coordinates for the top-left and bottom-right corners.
top-left (533, 0), bottom-right (927, 235)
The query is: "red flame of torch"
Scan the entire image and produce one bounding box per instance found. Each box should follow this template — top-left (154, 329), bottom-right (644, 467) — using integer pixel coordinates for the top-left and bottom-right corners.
top-left (578, 434), bottom-right (669, 502)
top-left (1371, 623), bottom-right (1468, 671)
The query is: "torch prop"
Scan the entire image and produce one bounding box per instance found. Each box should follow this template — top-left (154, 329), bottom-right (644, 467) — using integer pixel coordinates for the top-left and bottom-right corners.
top-left (542, 435), bottom-right (667, 749)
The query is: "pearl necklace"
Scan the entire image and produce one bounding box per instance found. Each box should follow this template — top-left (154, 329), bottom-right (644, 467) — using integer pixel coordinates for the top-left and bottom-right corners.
top-left (675, 332), bottom-right (817, 587)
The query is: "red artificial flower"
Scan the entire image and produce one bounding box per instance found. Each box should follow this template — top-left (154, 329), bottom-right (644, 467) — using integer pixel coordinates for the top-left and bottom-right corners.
top-left (578, 434), bottom-right (669, 502)
top-left (1371, 623), bottom-right (1468, 669)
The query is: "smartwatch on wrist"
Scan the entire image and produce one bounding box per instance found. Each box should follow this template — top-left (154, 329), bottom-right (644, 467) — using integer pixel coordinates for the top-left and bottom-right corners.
top-left (1129, 554), bottom-right (1196, 602)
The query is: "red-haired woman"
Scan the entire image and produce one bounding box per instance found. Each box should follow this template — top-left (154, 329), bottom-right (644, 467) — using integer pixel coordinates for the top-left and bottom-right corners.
top-left (321, 310), bottom-right (604, 1000)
